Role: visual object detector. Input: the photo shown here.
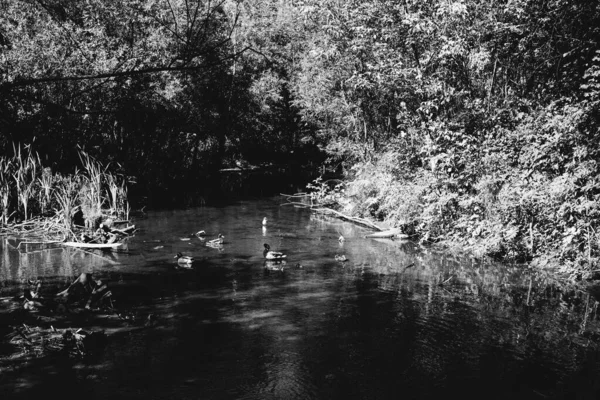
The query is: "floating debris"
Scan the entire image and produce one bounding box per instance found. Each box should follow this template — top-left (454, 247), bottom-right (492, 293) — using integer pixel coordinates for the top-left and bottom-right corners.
top-left (8, 325), bottom-right (107, 360)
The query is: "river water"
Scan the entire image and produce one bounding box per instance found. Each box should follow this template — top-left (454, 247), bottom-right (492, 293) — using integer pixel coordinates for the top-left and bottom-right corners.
top-left (1, 197), bottom-right (600, 399)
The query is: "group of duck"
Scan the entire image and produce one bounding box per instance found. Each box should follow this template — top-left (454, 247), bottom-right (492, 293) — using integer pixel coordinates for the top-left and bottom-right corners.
top-left (174, 217), bottom-right (289, 266)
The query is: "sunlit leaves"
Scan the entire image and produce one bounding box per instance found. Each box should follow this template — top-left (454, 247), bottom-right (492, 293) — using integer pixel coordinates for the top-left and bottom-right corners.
top-left (291, 0), bottom-right (600, 268)
top-left (0, 0), bottom-right (250, 204)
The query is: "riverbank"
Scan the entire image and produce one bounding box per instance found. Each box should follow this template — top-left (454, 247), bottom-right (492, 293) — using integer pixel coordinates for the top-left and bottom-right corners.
top-left (305, 165), bottom-right (600, 286)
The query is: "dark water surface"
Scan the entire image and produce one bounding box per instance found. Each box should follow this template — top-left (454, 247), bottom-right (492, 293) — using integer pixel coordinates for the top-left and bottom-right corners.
top-left (1, 198), bottom-right (600, 399)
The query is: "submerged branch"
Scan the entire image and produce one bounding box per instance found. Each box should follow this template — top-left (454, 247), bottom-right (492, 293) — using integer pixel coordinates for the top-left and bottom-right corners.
top-left (281, 201), bottom-right (313, 208)
top-left (311, 207), bottom-right (384, 231)
top-left (280, 193), bottom-right (385, 231)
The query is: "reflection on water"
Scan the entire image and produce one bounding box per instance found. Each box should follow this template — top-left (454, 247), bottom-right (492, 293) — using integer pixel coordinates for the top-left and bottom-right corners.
top-left (1, 198), bottom-right (600, 400)
top-left (0, 239), bottom-right (123, 293)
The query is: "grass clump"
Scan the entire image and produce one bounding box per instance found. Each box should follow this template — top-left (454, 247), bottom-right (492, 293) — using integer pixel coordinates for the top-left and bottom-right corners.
top-left (0, 144), bottom-right (132, 241)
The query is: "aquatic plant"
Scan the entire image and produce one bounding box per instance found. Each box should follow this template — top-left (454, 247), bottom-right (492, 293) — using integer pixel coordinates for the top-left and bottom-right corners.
top-left (78, 151), bottom-right (104, 229)
top-left (54, 176), bottom-right (79, 234)
top-left (0, 146), bottom-right (131, 238)
top-left (37, 167), bottom-right (54, 216)
top-left (105, 174), bottom-right (119, 216)
top-left (0, 157), bottom-right (12, 226)
top-left (11, 144), bottom-right (40, 222)
top-left (119, 181), bottom-right (130, 220)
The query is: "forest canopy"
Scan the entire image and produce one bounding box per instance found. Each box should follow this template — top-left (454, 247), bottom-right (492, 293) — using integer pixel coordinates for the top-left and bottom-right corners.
top-left (1, 0), bottom-right (600, 273)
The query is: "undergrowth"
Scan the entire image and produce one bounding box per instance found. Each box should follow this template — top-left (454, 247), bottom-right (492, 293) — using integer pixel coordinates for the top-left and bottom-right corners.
top-left (308, 100), bottom-right (600, 282)
top-left (0, 145), bottom-right (132, 238)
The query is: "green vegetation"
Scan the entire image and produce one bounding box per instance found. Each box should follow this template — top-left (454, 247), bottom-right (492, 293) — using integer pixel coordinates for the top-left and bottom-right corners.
top-left (0, 0), bottom-right (322, 206)
top-left (0, 145), bottom-right (130, 239)
top-left (1, 0), bottom-right (599, 277)
top-left (294, 0), bottom-right (600, 280)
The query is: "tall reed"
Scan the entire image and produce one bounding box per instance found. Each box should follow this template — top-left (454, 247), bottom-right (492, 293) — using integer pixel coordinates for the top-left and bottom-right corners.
top-left (0, 157), bottom-right (12, 225)
top-left (79, 151), bottom-right (103, 205)
top-left (78, 150), bottom-right (106, 229)
top-left (54, 176), bottom-right (78, 234)
top-left (11, 144), bottom-right (39, 221)
top-left (105, 174), bottom-right (119, 214)
top-left (38, 167), bottom-right (53, 215)
top-left (119, 181), bottom-right (130, 220)
top-left (0, 145), bottom-right (132, 232)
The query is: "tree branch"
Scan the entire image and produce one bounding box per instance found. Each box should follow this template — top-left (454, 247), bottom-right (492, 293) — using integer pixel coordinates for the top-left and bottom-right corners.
top-left (0, 47), bottom-right (250, 90)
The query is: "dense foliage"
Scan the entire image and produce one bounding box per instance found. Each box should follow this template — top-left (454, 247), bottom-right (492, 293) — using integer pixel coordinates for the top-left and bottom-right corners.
top-left (0, 0), bottom-right (322, 205)
top-left (2, 0), bottom-right (599, 275)
top-left (291, 0), bottom-right (600, 276)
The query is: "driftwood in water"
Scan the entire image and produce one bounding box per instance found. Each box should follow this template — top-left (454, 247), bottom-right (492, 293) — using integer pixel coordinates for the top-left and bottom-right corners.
top-left (365, 228), bottom-right (402, 238)
top-left (365, 229), bottom-right (412, 240)
top-left (310, 207), bottom-right (413, 239)
top-left (280, 195), bottom-right (385, 231)
top-left (7, 324), bottom-right (107, 359)
top-left (281, 194), bottom-right (412, 237)
top-left (311, 207), bottom-right (385, 231)
top-left (69, 223), bottom-right (134, 247)
top-left (2, 271), bottom-right (160, 363)
top-left (56, 272), bottom-right (112, 310)
top-left (109, 224), bottom-right (136, 236)
top-left (279, 193), bottom-right (383, 230)
top-left (62, 241), bottom-right (122, 249)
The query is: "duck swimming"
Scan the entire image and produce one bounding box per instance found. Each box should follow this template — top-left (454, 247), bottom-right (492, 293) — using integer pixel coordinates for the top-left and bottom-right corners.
top-left (207, 234), bottom-right (224, 246)
top-left (263, 243), bottom-right (286, 260)
top-left (335, 254), bottom-right (348, 262)
top-left (174, 252), bottom-right (194, 264)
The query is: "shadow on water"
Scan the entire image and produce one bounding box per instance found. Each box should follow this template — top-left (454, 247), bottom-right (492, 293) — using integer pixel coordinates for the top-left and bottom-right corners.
top-left (1, 197), bottom-right (600, 399)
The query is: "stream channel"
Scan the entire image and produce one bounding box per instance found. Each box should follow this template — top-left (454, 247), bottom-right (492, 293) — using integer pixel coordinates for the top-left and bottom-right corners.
top-left (1, 197), bottom-right (600, 399)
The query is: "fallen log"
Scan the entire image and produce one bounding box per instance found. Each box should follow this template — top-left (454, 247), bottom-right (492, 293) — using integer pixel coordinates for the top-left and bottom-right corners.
top-left (310, 206), bottom-right (414, 240)
top-left (364, 228), bottom-right (401, 238)
top-left (61, 242), bottom-right (123, 249)
top-left (311, 207), bottom-right (384, 231)
top-left (109, 225), bottom-right (136, 236)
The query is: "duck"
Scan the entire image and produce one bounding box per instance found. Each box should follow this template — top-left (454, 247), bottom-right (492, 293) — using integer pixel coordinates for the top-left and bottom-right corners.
top-left (194, 230), bottom-right (206, 237)
top-left (335, 254), bottom-right (348, 262)
top-left (174, 252), bottom-right (194, 264)
top-left (207, 234), bottom-right (224, 246)
top-left (338, 235), bottom-right (345, 243)
top-left (262, 217), bottom-right (268, 226)
top-left (263, 243), bottom-right (286, 260)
